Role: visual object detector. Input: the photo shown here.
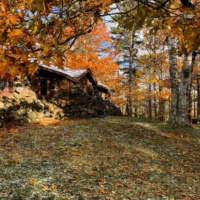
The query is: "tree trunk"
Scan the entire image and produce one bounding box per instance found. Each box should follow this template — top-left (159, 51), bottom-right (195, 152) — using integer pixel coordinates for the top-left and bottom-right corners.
top-left (148, 83), bottom-right (152, 120)
top-left (166, 36), bottom-right (179, 124)
top-left (197, 77), bottom-right (200, 122)
top-left (188, 84), bottom-right (193, 122)
top-left (128, 29), bottom-right (134, 116)
top-left (158, 84), bottom-right (165, 121)
top-left (153, 82), bottom-right (157, 120)
top-left (176, 53), bottom-right (193, 125)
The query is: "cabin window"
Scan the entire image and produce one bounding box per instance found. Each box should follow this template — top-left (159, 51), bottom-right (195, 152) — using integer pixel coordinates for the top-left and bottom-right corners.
top-left (81, 77), bottom-right (88, 94)
top-left (41, 79), bottom-right (48, 96)
top-left (0, 78), bottom-right (10, 93)
top-left (37, 77), bottom-right (50, 97)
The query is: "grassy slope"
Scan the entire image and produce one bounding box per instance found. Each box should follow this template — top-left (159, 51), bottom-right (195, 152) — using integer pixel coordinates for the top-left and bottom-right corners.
top-left (0, 117), bottom-right (199, 200)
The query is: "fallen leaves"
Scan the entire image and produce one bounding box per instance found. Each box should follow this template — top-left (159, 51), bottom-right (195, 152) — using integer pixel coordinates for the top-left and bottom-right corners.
top-left (28, 179), bottom-right (36, 186)
top-left (0, 117), bottom-right (199, 199)
top-left (99, 187), bottom-right (108, 194)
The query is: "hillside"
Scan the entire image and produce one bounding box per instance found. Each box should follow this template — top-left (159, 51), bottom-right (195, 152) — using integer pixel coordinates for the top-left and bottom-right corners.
top-left (0, 117), bottom-right (199, 199)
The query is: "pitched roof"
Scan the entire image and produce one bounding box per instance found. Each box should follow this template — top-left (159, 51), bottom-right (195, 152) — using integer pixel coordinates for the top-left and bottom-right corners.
top-left (29, 58), bottom-right (109, 92)
top-left (97, 82), bottom-right (109, 93)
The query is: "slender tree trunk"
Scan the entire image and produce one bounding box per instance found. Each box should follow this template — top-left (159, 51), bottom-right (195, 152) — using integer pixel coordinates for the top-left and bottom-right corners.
top-left (148, 83), bottom-right (152, 120)
top-left (197, 77), bottom-right (200, 122)
top-left (128, 29), bottom-right (134, 116)
top-left (133, 74), bottom-right (138, 118)
top-left (153, 82), bottom-right (157, 120)
top-left (158, 84), bottom-right (165, 121)
top-left (166, 36), bottom-right (179, 124)
top-left (188, 84), bottom-right (193, 123)
top-left (193, 84), bottom-right (196, 119)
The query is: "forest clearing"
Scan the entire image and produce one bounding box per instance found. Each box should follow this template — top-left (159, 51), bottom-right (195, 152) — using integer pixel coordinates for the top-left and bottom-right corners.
top-left (0, 117), bottom-right (199, 200)
top-left (1, 1), bottom-right (200, 199)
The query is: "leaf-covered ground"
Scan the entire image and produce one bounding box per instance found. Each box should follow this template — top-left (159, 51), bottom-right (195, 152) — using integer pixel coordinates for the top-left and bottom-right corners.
top-left (0, 117), bottom-right (199, 200)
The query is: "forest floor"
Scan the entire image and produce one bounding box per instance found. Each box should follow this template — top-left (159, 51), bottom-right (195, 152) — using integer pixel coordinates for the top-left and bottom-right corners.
top-left (0, 117), bottom-right (199, 200)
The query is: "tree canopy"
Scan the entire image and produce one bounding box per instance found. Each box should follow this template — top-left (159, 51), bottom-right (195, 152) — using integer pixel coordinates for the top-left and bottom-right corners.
top-left (0, 0), bottom-right (117, 78)
top-left (0, 0), bottom-right (199, 78)
top-left (1, 0), bottom-right (200, 125)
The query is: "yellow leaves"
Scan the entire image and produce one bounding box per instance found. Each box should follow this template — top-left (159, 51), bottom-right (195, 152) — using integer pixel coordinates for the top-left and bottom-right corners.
top-left (31, 21), bottom-right (43, 35)
top-left (28, 179), bottom-right (57, 192)
top-left (170, 166), bottom-right (175, 172)
top-left (42, 185), bottom-right (49, 191)
top-left (53, 53), bottom-right (64, 68)
top-left (27, 60), bottom-right (38, 76)
top-left (9, 65), bottom-right (22, 78)
top-left (51, 184), bottom-right (57, 190)
top-left (169, 3), bottom-right (180, 10)
top-left (43, 44), bottom-right (51, 55)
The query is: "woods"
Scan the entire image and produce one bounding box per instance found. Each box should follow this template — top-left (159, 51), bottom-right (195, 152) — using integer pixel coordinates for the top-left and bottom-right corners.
top-left (0, 0), bottom-right (200, 125)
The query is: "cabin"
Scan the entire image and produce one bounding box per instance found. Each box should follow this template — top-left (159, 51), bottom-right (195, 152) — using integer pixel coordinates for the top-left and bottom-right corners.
top-left (0, 61), bottom-right (110, 101)
top-left (0, 62), bottom-right (123, 123)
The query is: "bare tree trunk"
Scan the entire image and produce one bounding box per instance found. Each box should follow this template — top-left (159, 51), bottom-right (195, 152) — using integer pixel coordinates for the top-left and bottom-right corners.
top-left (153, 83), bottom-right (157, 120)
top-left (166, 36), bottom-right (179, 124)
top-left (158, 84), bottom-right (165, 121)
top-left (167, 34), bottom-right (199, 125)
top-left (128, 29), bottom-right (134, 116)
top-left (177, 52), bottom-right (195, 125)
top-left (148, 83), bottom-right (152, 120)
top-left (197, 78), bottom-right (200, 122)
top-left (193, 84), bottom-right (196, 119)
top-left (188, 84), bottom-right (193, 123)
top-left (133, 70), bottom-right (138, 118)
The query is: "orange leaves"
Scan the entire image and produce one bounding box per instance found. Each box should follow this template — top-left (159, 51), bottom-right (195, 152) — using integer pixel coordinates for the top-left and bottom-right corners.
top-left (28, 179), bottom-right (36, 186)
top-left (63, 27), bottom-right (74, 36)
top-left (0, 58), bottom-right (10, 78)
top-left (0, 0), bottom-right (113, 79)
top-left (66, 21), bottom-right (120, 92)
top-left (7, 16), bottom-right (21, 25)
top-left (0, 0), bottom-right (7, 13)
top-left (99, 187), bottom-right (108, 194)
top-left (8, 29), bottom-right (24, 38)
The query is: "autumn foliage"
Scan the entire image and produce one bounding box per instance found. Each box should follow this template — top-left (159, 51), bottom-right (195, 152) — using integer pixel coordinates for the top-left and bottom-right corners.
top-left (0, 0), bottom-right (115, 79)
top-left (66, 22), bottom-right (121, 91)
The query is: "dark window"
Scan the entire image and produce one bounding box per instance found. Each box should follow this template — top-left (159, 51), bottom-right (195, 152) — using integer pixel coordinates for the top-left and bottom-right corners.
top-left (0, 78), bottom-right (9, 92)
top-left (41, 78), bottom-right (48, 96)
